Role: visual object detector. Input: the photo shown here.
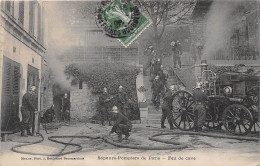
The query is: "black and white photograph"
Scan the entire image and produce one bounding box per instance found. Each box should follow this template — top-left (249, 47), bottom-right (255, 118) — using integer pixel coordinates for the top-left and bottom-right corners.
top-left (0, 0), bottom-right (260, 166)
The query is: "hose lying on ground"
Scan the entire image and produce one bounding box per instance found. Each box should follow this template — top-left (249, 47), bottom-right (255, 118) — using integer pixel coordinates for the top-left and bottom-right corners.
top-left (11, 129), bottom-right (260, 156)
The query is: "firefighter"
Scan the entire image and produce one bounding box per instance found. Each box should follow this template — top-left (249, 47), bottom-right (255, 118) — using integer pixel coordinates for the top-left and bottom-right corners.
top-left (143, 45), bottom-right (156, 75)
top-left (193, 82), bottom-right (209, 132)
top-left (109, 106), bottom-right (132, 142)
top-left (152, 58), bottom-right (162, 76)
top-left (99, 87), bottom-right (112, 125)
top-left (158, 65), bottom-right (168, 88)
top-left (171, 40), bottom-right (183, 68)
top-left (151, 75), bottom-right (164, 110)
top-left (21, 86), bottom-right (37, 137)
top-left (161, 85), bottom-right (175, 129)
top-left (61, 93), bottom-right (71, 121)
top-left (117, 85), bottom-right (128, 116)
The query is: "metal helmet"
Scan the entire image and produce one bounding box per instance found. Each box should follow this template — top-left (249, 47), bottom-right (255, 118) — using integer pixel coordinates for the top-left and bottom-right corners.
top-left (195, 82), bottom-right (202, 89)
top-left (103, 87), bottom-right (108, 92)
top-left (169, 85), bottom-right (175, 91)
top-left (148, 45), bottom-right (153, 49)
top-left (157, 58), bottom-right (160, 62)
top-left (30, 86), bottom-right (36, 92)
top-left (170, 41), bottom-right (175, 46)
top-left (112, 106), bottom-right (119, 113)
top-left (155, 75), bottom-right (159, 80)
top-left (119, 85), bottom-right (123, 89)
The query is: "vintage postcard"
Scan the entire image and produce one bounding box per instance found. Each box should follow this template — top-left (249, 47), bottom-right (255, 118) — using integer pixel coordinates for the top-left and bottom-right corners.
top-left (0, 0), bottom-right (260, 166)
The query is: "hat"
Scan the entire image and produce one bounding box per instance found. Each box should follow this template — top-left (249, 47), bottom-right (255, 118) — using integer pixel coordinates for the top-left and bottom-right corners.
top-left (30, 86), bottom-right (36, 91)
top-left (170, 41), bottom-right (175, 46)
top-left (169, 85), bottom-right (175, 91)
top-left (200, 60), bottom-right (208, 66)
top-left (155, 75), bottom-right (159, 80)
top-left (195, 82), bottom-right (202, 89)
top-left (148, 45), bottom-right (153, 49)
top-left (119, 85), bottom-right (123, 89)
top-left (112, 106), bottom-right (118, 113)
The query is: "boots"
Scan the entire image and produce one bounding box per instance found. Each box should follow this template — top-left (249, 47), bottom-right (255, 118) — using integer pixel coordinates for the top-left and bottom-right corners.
top-left (161, 120), bottom-right (166, 128)
top-left (27, 129), bottom-right (34, 136)
top-left (123, 133), bottom-right (130, 140)
top-left (116, 134), bottom-right (122, 143)
top-left (170, 124), bottom-right (174, 130)
top-left (21, 130), bottom-right (28, 137)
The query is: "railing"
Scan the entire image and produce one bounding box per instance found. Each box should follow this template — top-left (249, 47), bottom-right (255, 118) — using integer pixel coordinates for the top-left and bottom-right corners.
top-left (61, 46), bottom-right (139, 66)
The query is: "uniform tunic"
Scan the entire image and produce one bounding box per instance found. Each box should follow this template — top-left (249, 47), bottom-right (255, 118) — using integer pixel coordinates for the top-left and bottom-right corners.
top-left (21, 92), bottom-right (36, 130)
top-left (192, 89), bottom-right (209, 129)
top-left (161, 91), bottom-right (174, 128)
top-left (99, 92), bottom-right (111, 123)
top-left (151, 80), bottom-right (164, 107)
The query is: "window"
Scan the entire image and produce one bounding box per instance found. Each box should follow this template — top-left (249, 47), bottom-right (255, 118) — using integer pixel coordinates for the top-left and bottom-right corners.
top-left (18, 1), bottom-right (24, 26)
top-left (29, 1), bottom-right (35, 36)
top-left (37, 3), bottom-right (41, 41)
top-left (79, 81), bottom-right (83, 89)
top-left (5, 1), bottom-right (14, 16)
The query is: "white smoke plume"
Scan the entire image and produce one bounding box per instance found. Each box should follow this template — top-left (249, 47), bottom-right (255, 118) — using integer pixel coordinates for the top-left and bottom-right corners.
top-left (45, 1), bottom-right (76, 90)
top-left (202, 0), bottom-right (239, 59)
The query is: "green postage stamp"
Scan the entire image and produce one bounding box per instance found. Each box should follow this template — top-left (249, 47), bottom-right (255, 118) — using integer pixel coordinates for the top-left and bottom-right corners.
top-left (96, 0), bottom-right (152, 47)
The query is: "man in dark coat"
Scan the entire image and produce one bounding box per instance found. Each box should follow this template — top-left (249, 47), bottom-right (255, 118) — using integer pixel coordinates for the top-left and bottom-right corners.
top-left (21, 86), bottom-right (37, 137)
top-left (193, 82), bottom-right (209, 132)
top-left (161, 85), bottom-right (175, 129)
top-left (143, 45), bottom-right (156, 75)
top-left (158, 65), bottom-right (168, 88)
top-left (117, 85), bottom-right (128, 116)
top-left (61, 93), bottom-right (71, 121)
top-left (109, 106), bottom-right (132, 142)
top-left (151, 75), bottom-right (164, 109)
top-left (171, 40), bottom-right (183, 68)
top-left (99, 87), bottom-right (112, 125)
top-left (151, 58), bottom-right (162, 76)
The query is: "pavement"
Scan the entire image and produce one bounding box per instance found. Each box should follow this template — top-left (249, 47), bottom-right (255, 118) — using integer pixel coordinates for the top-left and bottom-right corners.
top-left (1, 121), bottom-right (260, 166)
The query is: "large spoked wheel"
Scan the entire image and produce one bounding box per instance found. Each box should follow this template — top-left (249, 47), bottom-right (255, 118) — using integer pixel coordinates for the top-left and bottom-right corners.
top-left (172, 90), bottom-right (195, 131)
top-left (222, 104), bottom-right (253, 135)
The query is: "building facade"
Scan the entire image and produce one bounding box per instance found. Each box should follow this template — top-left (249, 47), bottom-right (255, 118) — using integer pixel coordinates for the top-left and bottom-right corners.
top-left (0, 0), bottom-right (46, 131)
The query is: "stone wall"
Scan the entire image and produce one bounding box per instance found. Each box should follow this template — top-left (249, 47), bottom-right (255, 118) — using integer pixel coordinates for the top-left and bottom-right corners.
top-left (70, 81), bottom-right (98, 121)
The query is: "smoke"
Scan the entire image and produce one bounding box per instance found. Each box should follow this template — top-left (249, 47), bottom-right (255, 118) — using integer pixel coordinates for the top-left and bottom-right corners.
top-left (45, 1), bottom-right (76, 90)
top-left (202, 0), bottom-right (239, 59)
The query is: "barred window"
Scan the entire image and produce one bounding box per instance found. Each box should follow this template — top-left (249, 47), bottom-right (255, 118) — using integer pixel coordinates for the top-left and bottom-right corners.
top-left (18, 1), bottom-right (24, 25)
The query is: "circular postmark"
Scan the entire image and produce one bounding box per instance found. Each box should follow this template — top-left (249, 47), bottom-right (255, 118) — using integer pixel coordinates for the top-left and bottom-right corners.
top-left (95, 0), bottom-right (141, 38)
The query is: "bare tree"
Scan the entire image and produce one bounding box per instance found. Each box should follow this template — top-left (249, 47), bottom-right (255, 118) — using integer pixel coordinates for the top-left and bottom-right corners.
top-left (135, 0), bottom-right (196, 51)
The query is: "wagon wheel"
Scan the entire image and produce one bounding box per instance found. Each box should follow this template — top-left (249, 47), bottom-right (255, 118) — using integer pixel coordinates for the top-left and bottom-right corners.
top-left (203, 103), bottom-right (223, 129)
top-left (172, 90), bottom-right (195, 131)
top-left (252, 118), bottom-right (260, 133)
top-left (222, 104), bottom-right (253, 135)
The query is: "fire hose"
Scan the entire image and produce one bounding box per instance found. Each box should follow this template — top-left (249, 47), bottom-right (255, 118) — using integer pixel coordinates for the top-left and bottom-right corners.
top-left (11, 129), bottom-right (260, 156)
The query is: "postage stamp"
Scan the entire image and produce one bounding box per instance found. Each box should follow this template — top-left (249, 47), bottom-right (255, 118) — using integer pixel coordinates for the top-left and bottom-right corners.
top-left (96, 0), bottom-right (152, 47)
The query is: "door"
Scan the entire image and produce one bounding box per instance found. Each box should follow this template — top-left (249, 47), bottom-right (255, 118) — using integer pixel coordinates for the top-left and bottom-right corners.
top-left (1, 56), bottom-right (20, 131)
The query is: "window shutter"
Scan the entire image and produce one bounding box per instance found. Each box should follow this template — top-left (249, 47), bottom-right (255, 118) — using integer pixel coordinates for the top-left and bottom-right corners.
top-left (29, 1), bottom-right (35, 35)
top-left (3, 61), bottom-right (12, 96)
top-left (37, 3), bottom-right (41, 41)
top-left (18, 1), bottom-right (24, 25)
top-left (6, 1), bottom-right (11, 12)
top-left (13, 65), bottom-right (20, 95)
